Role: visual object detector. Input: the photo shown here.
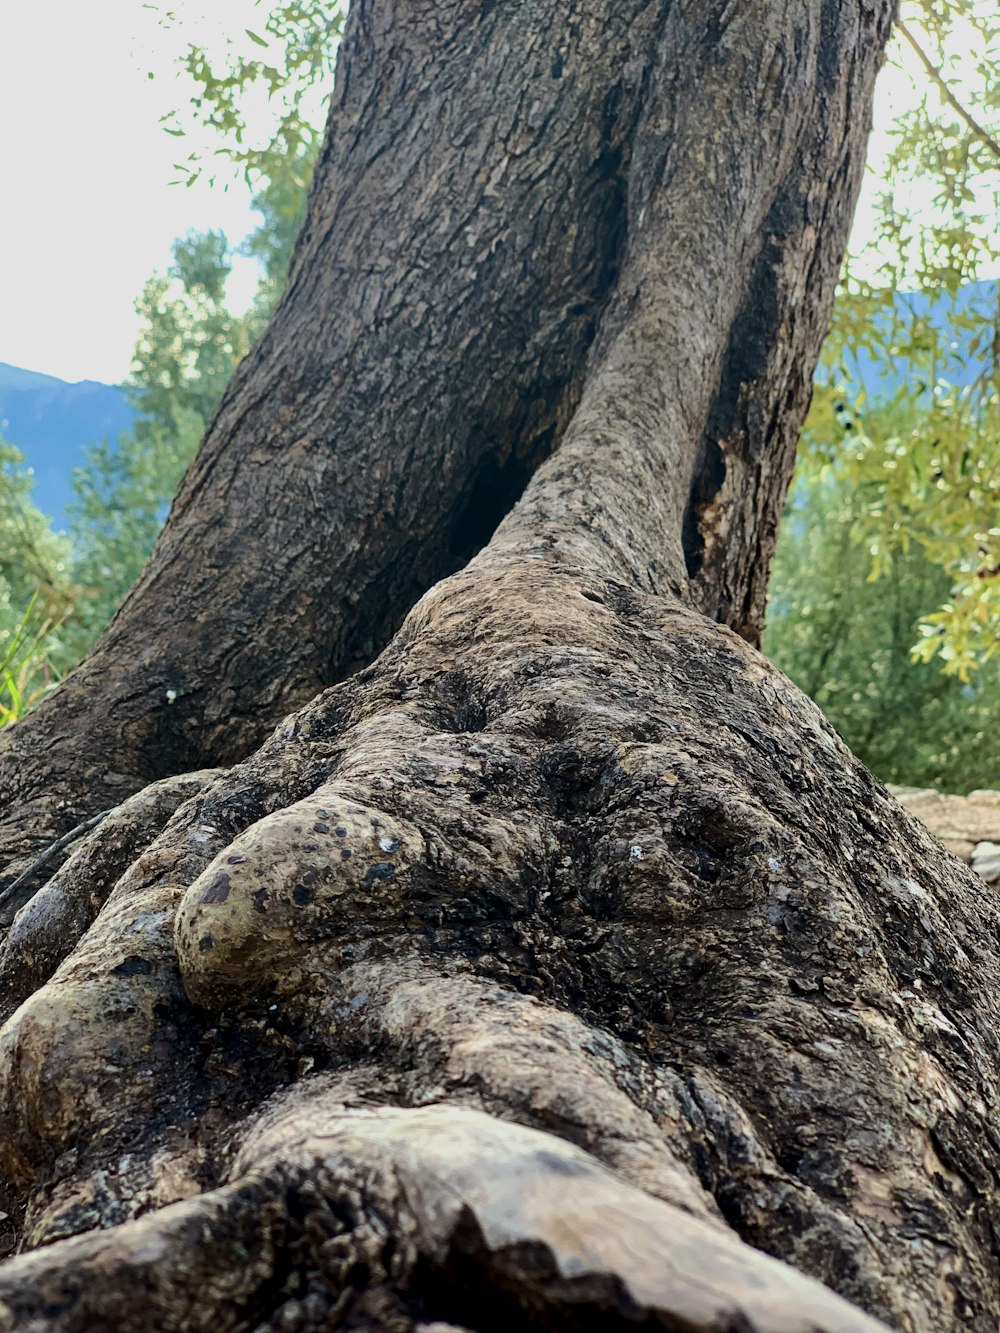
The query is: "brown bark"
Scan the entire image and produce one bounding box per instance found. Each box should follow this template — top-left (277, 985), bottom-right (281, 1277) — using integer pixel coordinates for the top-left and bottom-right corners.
top-left (9, 2), bottom-right (994, 1332)
top-left (0, 0), bottom-right (875, 878)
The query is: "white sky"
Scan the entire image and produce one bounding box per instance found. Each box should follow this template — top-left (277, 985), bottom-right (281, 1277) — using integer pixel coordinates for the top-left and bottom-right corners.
top-left (0, 5), bottom-right (989, 386)
top-left (0, 0), bottom-right (273, 384)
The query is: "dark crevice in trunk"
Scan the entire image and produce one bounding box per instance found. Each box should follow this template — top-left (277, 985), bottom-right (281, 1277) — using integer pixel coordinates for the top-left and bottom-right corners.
top-left (449, 447), bottom-right (547, 566)
top-left (681, 436), bottom-right (727, 580)
top-left (681, 217), bottom-right (785, 597)
top-left (447, 133), bottom-right (631, 572)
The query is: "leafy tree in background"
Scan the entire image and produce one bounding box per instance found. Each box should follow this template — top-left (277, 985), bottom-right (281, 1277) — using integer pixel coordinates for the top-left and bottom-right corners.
top-left (764, 0), bottom-right (999, 786)
top-left (786, 293), bottom-right (1000, 680)
top-left (0, 229), bottom-right (254, 719)
top-left (764, 462), bottom-right (1000, 793)
top-left (768, 303), bottom-right (999, 792)
top-left (775, 0), bottom-right (999, 668)
top-left (1, 0), bottom-right (317, 704)
top-left (65, 230), bottom-right (262, 653)
top-left (241, 152), bottom-right (313, 314)
top-left (0, 441), bottom-right (76, 722)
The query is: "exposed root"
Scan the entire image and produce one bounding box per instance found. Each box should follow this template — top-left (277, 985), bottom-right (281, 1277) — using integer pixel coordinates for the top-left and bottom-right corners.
top-left (0, 558), bottom-right (997, 1326)
top-left (0, 1099), bottom-right (887, 1333)
top-left (0, 771), bottom-right (223, 1018)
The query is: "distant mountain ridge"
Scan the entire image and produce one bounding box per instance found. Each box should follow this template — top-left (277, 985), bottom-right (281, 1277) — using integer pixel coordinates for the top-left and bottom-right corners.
top-left (2, 280), bottom-right (995, 533)
top-left (0, 362), bottom-right (135, 527)
top-left (0, 364), bottom-right (65, 393)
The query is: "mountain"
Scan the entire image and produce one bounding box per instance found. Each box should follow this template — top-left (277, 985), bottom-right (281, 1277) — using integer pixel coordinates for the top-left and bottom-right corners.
top-left (0, 363), bottom-right (135, 527)
top-left (0, 364), bottom-right (66, 393)
top-left (827, 279), bottom-right (997, 402)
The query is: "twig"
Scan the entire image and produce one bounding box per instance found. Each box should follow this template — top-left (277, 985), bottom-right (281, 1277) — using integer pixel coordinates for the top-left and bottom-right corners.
top-left (0, 808), bottom-right (114, 918)
top-left (895, 19), bottom-right (1000, 163)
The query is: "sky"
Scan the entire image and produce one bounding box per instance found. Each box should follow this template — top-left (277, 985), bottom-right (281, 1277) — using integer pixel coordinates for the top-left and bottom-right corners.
top-left (0, 4), bottom-right (989, 386)
top-left (0, 0), bottom-right (276, 384)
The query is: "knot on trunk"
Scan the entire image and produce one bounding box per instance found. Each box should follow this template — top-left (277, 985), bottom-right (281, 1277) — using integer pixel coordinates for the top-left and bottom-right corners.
top-left (175, 796), bottom-right (424, 1009)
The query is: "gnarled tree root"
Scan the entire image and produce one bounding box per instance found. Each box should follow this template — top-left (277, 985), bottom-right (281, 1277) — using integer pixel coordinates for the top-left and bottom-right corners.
top-left (0, 1096), bottom-right (887, 1333)
top-left (1, 557), bottom-right (998, 1328)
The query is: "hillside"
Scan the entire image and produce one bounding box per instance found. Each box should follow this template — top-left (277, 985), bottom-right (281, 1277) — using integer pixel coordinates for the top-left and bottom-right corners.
top-left (0, 363), bottom-right (135, 527)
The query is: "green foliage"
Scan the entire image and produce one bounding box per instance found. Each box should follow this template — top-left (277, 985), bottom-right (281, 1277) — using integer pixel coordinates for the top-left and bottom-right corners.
top-left (243, 152), bottom-right (314, 315)
top-left (804, 0), bottom-right (1000, 674)
top-left (131, 230), bottom-right (260, 424)
top-left (155, 0), bottom-right (342, 193)
top-left (767, 0), bottom-right (1000, 789)
top-left (801, 379), bottom-right (999, 677)
top-left (65, 231), bottom-right (261, 654)
top-left (874, 2), bottom-right (999, 294)
top-left (0, 442), bottom-right (76, 725)
top-left (765, 461), bottom-right (1000, 793)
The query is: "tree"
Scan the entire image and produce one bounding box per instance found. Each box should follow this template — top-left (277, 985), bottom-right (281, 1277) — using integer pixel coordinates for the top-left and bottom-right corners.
top-left (2, 2), bottom-right (999, 1329)
top-left (0, 440), bottom-right (76, 724)
top-left (795, 289), bottom-right (1000, 680)
top-left (65, 231), bottom-right (261, 658)
top-left (807, 0), bottom-right (1000, 673)
top-left (60, 0), bottom-right (997, 705)
top-left (765, 406), bottom-right (1000, 792)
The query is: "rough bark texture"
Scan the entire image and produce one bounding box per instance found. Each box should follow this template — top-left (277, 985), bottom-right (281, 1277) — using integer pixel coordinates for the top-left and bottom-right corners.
top-left (1, 0), bottom-right (880, 876)
top-left (9, 2), bottom-right (995, 1332)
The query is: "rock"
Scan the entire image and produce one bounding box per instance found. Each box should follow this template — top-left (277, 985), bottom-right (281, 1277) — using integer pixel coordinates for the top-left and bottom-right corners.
top-left (972, 841), bottom-right (1000, 885)
top-left (889, 787), bottom-right (1000, 882)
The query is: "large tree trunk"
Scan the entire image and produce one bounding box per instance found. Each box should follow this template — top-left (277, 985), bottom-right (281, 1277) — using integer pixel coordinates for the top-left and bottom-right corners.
top-left (0, 0), bottom-right (870, 881)
top-left (1, 0), bottom-right (655, 876)
top-left (8, 2), bottom-right (999, 1330)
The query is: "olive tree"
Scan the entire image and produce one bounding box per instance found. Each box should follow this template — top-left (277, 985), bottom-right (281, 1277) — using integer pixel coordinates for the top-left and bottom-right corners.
top-left (2, 2), bottom-right (997, 1329)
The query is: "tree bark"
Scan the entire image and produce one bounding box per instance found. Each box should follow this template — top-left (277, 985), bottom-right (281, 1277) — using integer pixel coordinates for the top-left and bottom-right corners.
top-left (0, 0), bottom-right (875, 879)
top-left (8, 2), bottom-right (997, 1331)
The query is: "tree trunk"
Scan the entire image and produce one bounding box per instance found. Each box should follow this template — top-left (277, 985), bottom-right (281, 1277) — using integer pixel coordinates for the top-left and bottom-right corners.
top-left (9, 2), bottom-right (1000, 1330)
top-left (0, 0), bottom-right (871, 881)
top-left (0, 0), bottom-right (651, 875)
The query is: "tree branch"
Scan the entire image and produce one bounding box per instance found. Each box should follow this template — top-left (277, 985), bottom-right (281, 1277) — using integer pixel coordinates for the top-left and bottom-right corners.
top-left (0, 808), bottom-right (112, 919)
top-left (895, 19), bottom-right (1000, 162)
